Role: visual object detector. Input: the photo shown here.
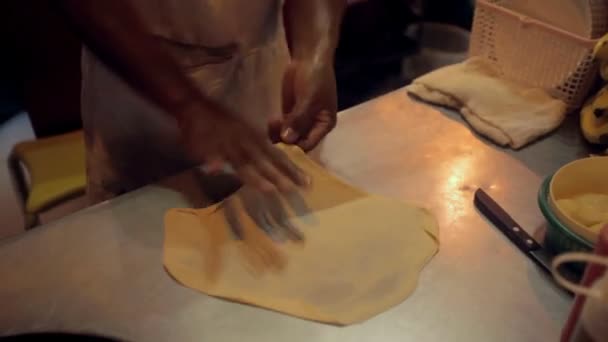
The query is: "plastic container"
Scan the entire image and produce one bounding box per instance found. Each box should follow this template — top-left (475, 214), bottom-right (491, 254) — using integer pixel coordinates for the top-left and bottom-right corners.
top-left (549, 156), bottom-right (608, 244)
top-left (538, 176), bottom-right (594, 256)
top-left (469, 0), bottom-right (607, 109)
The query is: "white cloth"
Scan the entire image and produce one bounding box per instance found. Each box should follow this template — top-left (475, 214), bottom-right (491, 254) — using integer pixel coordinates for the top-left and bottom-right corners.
top-left (81, 0), bottom-right (288, 202)
top-left (405, 58), bottom-right (568, 149)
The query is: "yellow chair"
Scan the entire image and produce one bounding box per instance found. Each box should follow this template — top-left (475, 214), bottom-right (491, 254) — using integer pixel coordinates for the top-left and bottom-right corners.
top-left (8, 130), bottom-right (86, 229)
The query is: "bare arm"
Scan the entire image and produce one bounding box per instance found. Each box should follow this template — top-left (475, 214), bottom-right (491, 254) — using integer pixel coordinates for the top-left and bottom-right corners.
top-left (279, 0), bottom-right (345, 151)
top-left (55, 0), bottom-right (308, 192)
top-left (283, 0), bottom-right (346, 64)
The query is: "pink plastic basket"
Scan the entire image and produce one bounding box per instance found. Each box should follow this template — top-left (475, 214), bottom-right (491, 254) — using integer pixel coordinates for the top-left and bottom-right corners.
top-left (469, 0), bottom-right (607, 109)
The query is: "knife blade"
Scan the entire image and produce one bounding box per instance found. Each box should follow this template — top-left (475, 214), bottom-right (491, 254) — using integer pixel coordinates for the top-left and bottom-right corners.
top-left (474, 188), bottom-right (580, 287)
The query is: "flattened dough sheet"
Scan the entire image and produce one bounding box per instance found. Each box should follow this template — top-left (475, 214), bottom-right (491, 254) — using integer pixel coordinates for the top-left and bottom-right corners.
top-left (164, 145), bottom-right (439, 325)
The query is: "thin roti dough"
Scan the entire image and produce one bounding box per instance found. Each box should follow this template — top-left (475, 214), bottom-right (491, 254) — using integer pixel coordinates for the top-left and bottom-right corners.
top-left (163, 145), bottom-right (439, 325)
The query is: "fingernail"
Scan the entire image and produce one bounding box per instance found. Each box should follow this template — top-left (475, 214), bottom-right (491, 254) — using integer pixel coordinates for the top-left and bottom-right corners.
top-left (259, 181), bottom-right (276, 193)
top-left (302, 175), bottom-right (313, 188)
top-left (203, 161), bottom-right (224, 174)
top-left (281, 128), bottom-right (299, 143)
top-left (278, 181), bottom-right (294, 193)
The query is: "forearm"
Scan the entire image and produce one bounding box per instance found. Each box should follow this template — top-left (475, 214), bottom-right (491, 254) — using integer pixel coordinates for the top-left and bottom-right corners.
top-left (56, 0), bottom-right (210, 120)
top-left (283, 0), bottom-right (346, 64)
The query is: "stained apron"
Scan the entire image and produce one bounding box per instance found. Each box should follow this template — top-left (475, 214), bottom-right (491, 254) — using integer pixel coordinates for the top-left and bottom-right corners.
top-left (81, 0), bottom-right (288, 203)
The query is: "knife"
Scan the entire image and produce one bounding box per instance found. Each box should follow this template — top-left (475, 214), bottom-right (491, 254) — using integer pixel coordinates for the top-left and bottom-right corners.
top-left (474, 188), bottom-right (580, 287)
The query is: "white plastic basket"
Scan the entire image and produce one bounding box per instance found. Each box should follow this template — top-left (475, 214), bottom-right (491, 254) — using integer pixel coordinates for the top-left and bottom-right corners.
top-left (469, 0), bottom-right (608, 109)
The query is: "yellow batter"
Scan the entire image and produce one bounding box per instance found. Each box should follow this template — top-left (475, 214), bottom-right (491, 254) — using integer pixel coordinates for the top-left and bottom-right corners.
top-left (557, 193), bottom-right (608, 235)
top-left (163, 145), bottom-right (439, 325)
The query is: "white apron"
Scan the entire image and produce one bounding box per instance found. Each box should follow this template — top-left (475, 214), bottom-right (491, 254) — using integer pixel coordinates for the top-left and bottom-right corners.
top-left (81, 0), bottom-right (288, 202)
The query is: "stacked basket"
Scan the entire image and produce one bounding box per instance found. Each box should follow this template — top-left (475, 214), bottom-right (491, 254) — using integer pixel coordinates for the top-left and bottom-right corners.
top-left (469, 0), bottom-right (608, 109)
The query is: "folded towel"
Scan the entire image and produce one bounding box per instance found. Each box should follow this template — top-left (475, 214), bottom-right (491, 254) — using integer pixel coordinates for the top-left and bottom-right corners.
top-left (405, 57), bottom-right (568, 149)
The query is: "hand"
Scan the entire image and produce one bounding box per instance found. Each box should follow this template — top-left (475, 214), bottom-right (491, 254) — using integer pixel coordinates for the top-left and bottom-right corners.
top-left (272, 60), bottom-right (338, 151)
top-left (223, 185), bottom-right (307, 242)
top-left (177, 101), bottom-right (310, 193)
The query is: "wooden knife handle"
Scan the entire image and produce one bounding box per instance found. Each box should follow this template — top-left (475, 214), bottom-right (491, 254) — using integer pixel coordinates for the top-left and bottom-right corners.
top-left (474, 188), bottom-right (542, 253)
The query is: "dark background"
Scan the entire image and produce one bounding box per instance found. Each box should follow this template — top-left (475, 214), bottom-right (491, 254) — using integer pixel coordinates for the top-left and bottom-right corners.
top-left (0, 0), bottom-right (474, 137)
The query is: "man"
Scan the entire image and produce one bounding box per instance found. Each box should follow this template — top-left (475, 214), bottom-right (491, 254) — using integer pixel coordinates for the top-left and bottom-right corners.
top-left (57, 0), bottom-right (345, 202)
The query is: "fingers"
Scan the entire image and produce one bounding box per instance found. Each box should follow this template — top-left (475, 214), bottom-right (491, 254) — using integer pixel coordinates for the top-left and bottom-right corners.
top-left (296, 110), bottom-right (336, 152)
top-left (260, 143), bottom-right (310, 188)
top-left (267, 117), bottom-right (283, 144)
top-left (223, 199), bottom-right (244, 240)
top-left (281, 101), bottom-right (337, 151)
top-left (265, 199), bottom-right (304, 242)
top-left (234, 163), bottom-right (276, 193)
top-left (228, 138), bottom-right (309, 193)
top-left (238, 188), bottom-right (304, 243)
top-left (259, 192), bottom-right (304, 242)
top-left (184, 112), bottom-right (310, 193)
top-left (203, 156), bottom-right (226, 174)
top-left (254, 158), bottom-right (299, 192)
top-left (281, 101), bottom-right (315, 144)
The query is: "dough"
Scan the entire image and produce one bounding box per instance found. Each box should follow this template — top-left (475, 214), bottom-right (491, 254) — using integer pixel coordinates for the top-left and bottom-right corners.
top-left (405, 58), bottom-right (567, 149)
top-left (557, 193), bottom-right (608, 234)
top-left (163, 145), bottom-right (439, 325)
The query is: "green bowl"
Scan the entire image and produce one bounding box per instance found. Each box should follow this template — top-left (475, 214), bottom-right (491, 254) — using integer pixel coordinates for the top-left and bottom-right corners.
top-left (538, 175), bottom-right (594, 255)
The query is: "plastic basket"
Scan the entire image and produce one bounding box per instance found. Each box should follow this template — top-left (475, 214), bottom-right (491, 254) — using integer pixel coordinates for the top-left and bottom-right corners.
top-left (469, 0), bottom-right (606, 109)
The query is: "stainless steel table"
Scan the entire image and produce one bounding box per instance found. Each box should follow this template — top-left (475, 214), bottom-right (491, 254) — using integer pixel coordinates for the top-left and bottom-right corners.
top-left (0, 89), bottom-right (588, 341)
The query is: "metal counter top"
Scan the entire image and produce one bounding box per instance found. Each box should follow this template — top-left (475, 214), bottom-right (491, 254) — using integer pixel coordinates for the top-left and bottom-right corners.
top-left (0, 89), bottom-right (588, 341)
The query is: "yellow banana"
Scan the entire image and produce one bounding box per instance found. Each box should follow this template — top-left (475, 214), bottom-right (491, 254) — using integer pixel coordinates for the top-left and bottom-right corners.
top-left (593, 33), bottom-right (608, 61)
top-left (600, 60), bottom-right (608, 81)
top-left (583, 33), bottom-right (608, 145)
top-left (593, 33), bottom-right (608, 81)
top-left (581, 86), bottom-right (608, 145)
